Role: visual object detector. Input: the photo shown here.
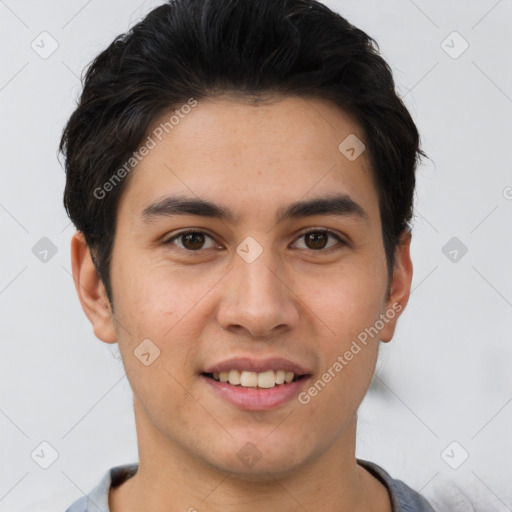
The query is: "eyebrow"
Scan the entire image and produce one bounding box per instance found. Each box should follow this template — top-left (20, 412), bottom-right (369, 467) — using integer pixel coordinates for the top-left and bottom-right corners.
top-left (141, 194), bottom-right (368, 224)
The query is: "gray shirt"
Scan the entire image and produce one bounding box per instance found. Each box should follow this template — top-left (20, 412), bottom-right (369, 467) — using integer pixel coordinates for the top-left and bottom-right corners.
top-left (65, 459), bottom-right (435, 511)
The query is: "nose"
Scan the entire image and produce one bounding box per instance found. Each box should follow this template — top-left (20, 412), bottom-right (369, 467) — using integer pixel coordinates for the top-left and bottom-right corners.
top-left (215, 249), bottom-right (300, 339)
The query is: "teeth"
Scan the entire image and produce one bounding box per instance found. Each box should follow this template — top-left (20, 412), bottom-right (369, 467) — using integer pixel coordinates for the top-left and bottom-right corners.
top-left (275, 370), bottom-right (285, 385)
top-left (257, 370), bottom-right (276, 389)
top-left (240, 371), bottom-right (258, 387)
top-left (228, 369), bottom-right (241, 385)
top-left (210, 369), bottom-right (300, 388)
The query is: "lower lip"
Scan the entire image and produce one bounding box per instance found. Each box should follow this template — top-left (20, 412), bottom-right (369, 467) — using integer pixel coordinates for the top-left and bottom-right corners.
top-left (201, 375), bottom-right (311, 411)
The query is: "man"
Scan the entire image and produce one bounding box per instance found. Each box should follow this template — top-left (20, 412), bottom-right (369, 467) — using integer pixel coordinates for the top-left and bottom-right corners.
top-left (61, 0), bottom-right (434, 510)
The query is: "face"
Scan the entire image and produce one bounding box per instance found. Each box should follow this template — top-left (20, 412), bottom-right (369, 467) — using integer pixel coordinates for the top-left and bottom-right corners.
top-left (74, 95), bottom-right (412, 480)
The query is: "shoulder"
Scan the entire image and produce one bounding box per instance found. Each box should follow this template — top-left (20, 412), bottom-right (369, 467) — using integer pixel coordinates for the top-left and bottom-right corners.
top-left (357, 459), bottom-right (436, 512)
top-left (64, 464), bottom-right (138, 512)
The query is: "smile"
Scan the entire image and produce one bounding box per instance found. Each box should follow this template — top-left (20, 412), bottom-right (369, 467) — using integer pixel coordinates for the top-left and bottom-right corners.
top-left (203, 369), bottom-right (306, 389)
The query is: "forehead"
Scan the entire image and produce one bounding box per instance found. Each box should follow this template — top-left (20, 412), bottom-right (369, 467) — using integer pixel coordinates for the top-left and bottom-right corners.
top-left (117, 95), bottom-right (378, 223)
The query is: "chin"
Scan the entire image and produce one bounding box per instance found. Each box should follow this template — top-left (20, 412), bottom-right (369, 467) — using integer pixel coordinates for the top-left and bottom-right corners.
top-left (216, 456), bottom-right (307, 482)
top-left (202, 437), bottom-right (315, 481)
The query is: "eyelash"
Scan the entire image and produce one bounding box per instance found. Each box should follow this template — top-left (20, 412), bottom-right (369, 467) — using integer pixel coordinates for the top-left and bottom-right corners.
top-left (163, 228), bottom-right (346, 253)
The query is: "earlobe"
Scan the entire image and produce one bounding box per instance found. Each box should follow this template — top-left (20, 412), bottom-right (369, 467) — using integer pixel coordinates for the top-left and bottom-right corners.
top-left (70, 231), bottom-right (117, 344)
top-left (380, 230), bottom-right (413, 343)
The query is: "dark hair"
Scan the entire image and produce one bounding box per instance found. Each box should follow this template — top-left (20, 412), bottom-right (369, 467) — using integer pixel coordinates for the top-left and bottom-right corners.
top-left (59, 0), bottom-right (424, 305)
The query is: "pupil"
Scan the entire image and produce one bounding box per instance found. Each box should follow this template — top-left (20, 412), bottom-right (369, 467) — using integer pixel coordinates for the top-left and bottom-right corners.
top-left (306, 232), bottom-right (327, 250)
top-left (183, 233), bottom-right (204, 250)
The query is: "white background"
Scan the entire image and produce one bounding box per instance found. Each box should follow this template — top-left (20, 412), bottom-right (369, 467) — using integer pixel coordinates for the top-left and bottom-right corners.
top-left (1, 0), bottom-right (511, 510)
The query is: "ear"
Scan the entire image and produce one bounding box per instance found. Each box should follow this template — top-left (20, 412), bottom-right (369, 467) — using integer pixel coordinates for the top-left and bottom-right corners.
top-left (380, 229), bottom-right (413, 343)
top-left (70, 231), bottom-right (117, 344)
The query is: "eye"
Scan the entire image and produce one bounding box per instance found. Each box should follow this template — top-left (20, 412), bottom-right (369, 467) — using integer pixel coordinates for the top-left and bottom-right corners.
top-left (292, 229), bottom-right (345, 251)
top-left (164, 228), bottom-right (346, 253)
top-left (164, 230), bottom-right (219, 251)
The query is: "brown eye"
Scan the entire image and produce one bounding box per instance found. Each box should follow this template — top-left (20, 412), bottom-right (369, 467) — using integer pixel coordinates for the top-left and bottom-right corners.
top-left (304, 231), bottom-right (328, 250)
top-left (181, 232), bottom-right (206, 250)
top-left (293, 229), bottom-right (343, 251)
top-left (166, 231), bottom-right (217, 251)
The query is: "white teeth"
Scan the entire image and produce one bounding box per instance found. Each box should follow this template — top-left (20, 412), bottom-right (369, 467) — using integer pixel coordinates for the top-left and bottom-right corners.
top-left (275, 369), bottom-right (285, 384)
top-left (257, 370), bottom-right (276, 389)
top-left (240, 371), bottom-right (258, 387)
top-left (228, 369), bottom-right (241, 385)
top-left (210, 369), bottom-right (300, 388)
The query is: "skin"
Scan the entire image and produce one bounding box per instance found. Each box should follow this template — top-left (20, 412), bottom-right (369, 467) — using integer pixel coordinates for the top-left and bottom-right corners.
top-left (71, 95), bottom-right (413, 512)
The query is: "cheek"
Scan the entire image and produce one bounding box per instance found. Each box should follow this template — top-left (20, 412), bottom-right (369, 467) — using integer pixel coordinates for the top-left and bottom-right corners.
top-left (110, 258), bottom-right (224, 387)
top-left (298, 283), bottom-right (382, 433)
top-left (110, 258), bottom-right (208, 429)
top-left (295, 326), bottom-right (379, 455)
top-left (112, 257), bottom-right (212, 336)
top-left (296, 262), bottom-right (386, 410)
top-left (305, 262), bottom-right (388, 342)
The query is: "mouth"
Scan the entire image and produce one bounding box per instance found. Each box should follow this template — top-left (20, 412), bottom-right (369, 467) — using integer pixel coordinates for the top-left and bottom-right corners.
top-left (200, 357), bottom-right (312, 410)
top-left (201, 369), bottom-right (309, 389)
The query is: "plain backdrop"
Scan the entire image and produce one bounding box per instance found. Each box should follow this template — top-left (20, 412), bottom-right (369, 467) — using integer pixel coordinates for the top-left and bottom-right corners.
top-left (1, 0), bottom-right (511, 510)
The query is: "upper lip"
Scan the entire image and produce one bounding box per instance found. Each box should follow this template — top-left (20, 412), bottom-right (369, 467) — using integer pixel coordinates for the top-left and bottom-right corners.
top-left (203, 357), bottom-right (311, 375)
